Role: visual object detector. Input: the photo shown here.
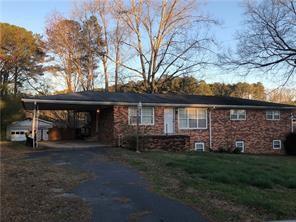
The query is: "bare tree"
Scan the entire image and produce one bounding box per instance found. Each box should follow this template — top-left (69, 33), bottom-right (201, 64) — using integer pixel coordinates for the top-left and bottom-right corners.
top-left (267, 88), bottom-right (296, 104)
top-left (221, 0), bottom-right (296, 85)
top-left (110, 6), bottom-right (127, 92)
top-left (55, 0), bottom-right (214, 93)
top-left (76, 0), bottom-right (112, 91)
top-left (46, 12), bottom-right (103, 92)
top-left (114, 0), bottom-right (215, 93)
top-left (73, 0), bottom-right (130, 92)
top-left (46, 13), bottom-right (82, 92)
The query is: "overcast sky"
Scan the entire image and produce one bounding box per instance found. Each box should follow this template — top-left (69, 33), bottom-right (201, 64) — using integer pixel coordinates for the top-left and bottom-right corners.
top-left (1, 0), bottom-right (294, 89)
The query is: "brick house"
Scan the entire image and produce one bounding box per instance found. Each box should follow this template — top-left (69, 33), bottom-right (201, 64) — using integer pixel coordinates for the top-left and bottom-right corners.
top-left (22, 91), bottom-right (296, 154)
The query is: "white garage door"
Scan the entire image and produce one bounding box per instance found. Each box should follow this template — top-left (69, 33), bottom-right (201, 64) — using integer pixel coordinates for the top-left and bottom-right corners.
top-left (10, 130), bottom-right (27, 141)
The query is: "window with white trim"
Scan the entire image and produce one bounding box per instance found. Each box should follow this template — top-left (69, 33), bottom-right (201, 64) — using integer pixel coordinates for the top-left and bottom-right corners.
top-left (178, 108), bottom-right (207, 129)
top-left (272, 140), bottom-right (281, 149)
top-left (266, 110), bottom-right (280, 120)
top-left (230, 109), bottom-right (246, 120)
top-left (128, 107), bottom-right (154, 125)
top-left (235, 140), bottom-right (245, 152)
top-left (195, 142), bottom-right (205, 152)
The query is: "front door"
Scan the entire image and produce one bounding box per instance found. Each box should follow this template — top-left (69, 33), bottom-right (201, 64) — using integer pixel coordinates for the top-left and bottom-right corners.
top-left (164, 108), bottom-right (174, 134)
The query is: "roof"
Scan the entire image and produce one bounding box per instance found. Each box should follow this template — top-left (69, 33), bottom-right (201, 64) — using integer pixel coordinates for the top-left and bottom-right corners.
top-left (7, 118), bottom-right (53, 128)
top-left (22, 91), bottom-right (296, 110)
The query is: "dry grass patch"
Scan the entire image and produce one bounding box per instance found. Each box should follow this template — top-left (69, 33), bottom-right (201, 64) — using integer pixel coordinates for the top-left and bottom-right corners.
top-left (0, 142), bottom-right (91, 222)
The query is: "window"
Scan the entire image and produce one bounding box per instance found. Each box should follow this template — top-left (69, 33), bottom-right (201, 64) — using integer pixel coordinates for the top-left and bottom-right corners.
top-left (128, 107), bottom-right (154, 125)
top-left (235, 140), bottom-right (245, 152)
top-left (273, 140), bottom-right (281, 149)
top-left (230, 109), bottom-right (246, 120)
top-left (11, 131), bottom-right (15, 135)
top-left (178, 108), bottom-right (207, 129)
top-left (266, 110), bottom-right (280, 120)
top-left (195, 142), bottom-right (205, 152)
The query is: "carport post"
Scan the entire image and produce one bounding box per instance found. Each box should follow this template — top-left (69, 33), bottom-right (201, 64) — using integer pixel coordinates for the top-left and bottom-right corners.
top-left (32, 102), bottom-right (39, 149)
top-left (35, 109), bottom-right (39, 148)
top-left (32, 102), bottom-right (36, 148)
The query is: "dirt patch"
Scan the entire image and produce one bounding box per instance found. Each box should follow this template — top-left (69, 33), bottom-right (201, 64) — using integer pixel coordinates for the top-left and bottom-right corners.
top-left (0, 142), bottom-right (91, 222)
top-left (112, 196), bottom-right (131, 204)
top-left (128, 210), bottom-right (151, 222)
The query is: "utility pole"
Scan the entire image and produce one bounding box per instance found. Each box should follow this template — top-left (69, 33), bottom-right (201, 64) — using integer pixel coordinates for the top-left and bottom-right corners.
top-left (136, 101), bottom-right (142, 153)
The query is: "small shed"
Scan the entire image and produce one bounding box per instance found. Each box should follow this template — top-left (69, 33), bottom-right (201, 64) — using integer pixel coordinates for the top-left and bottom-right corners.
top-left (7, 119), bottom-right (53, 141)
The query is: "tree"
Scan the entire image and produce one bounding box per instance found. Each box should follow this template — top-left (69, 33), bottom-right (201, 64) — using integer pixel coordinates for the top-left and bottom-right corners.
top-left (195, 80), bottom-right (213, 96)
top-left (229, 82), bottom-right (265, 100)
top-left (114, 0), bottom-right (215, 93)
top-left (73, 0), bottom-right (128, 92)
top-left (209, 83), bottom-right (232, 96)
top-left (158, 76), bottom-right (199, 94)
top-left (250, 82), bottom-right (265, 100)
top-left (267, 88), bottom-right (296, 105)
top-left (0, 23), bottom-right (45, 96)
top-left (46, 15), bottom-right (82, 92)
top-left (74, 0), bottom-right (113, 92)
top-left (221, 0), bottom-right (296, 85)
top-left (46, 13), bottom-right (103, 92)
top-left (80, 15), bottom-right (104, 90)
top-left (0, 95), bottom-right (25, 139)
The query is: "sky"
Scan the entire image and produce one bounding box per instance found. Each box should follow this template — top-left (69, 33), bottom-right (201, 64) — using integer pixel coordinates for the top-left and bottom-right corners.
top-left (1, 0), bottom-right (294, 89)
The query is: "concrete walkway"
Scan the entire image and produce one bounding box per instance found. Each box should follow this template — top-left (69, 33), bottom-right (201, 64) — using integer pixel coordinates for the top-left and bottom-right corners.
top-left (29, 148), bottom-right (208, 222)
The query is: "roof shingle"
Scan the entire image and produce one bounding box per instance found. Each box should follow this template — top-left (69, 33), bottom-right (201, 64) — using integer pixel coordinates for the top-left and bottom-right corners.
top-left (23, 91), bottom-right (296, 109)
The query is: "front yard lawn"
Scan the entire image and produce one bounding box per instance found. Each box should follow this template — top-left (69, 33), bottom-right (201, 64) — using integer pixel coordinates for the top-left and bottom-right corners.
top-left (0, 142), bottom-right (91, 222)
top-left (109, 149), bottom-right (296, 222)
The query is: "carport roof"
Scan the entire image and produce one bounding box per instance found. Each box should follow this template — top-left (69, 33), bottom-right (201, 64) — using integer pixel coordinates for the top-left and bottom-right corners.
top-left (22, 91), bottom-right (296, 110)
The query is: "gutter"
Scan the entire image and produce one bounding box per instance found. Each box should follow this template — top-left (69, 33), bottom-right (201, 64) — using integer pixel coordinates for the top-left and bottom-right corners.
top-left (209, 106), bottom-right (215, 150)
top-left (21, 98), bottom-right (296, 110)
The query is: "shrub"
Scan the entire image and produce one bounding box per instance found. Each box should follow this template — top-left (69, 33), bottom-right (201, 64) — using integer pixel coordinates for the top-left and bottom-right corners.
top-left (217, 147), bottom-right (230, 153)
top-left (123, 135), bottom-right (137, 151)
top-left (232, 147), bottom-right (242, 154)
top-left (283, 133), bottom-right (296, 155)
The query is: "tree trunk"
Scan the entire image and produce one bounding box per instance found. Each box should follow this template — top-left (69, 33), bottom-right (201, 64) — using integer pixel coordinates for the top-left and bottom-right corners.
top-left (13, 67), bottom-right (18, 96)
top-left (114, 45), bottom-right (120, 92)
top-left (103, 55), bottom-right (109, 92)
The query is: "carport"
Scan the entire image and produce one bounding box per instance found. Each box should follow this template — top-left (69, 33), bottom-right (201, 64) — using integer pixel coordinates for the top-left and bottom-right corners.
top-left (22, 94), bottom-right (117, 148)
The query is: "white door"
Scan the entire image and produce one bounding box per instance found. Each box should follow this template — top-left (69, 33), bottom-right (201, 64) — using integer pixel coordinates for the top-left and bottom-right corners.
top-left (10, 130), bottom-right (26, 141)
top-left (164, 108), bottom-right (174, 134)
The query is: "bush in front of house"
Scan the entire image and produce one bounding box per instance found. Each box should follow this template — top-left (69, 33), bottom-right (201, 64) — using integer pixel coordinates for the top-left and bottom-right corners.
top-left (232, 147), bottom-right (242, 154)
top-left (123, 135), bottom-right (137, 151)
top-left (209, 146), bottom-right (242, 154)
top-left (284, 132), bottom-right (296, 155)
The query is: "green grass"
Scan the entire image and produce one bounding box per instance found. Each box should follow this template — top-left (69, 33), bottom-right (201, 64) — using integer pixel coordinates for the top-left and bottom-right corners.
top-left (109, 150), bottom-right (296, 222)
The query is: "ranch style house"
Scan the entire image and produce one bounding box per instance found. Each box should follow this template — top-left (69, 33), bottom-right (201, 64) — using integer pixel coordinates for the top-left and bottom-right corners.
top-left (22, 91), bottom-right (296, 153)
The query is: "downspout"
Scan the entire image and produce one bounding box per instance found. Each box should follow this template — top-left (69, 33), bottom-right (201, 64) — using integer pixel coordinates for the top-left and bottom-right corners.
top-left (292, 114), bottom-right (293, 133)
top-left (291, 113), bottom-right (295, 133)
top-left (209, 106), bottom-right (215, 150)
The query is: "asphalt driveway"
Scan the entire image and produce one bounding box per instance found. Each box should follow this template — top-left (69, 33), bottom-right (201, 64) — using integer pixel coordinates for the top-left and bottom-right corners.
top-left (28, 147), bottom-right (207, 222)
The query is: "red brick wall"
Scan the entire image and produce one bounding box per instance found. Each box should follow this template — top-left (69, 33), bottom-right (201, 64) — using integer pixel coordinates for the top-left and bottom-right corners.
top-left (113, 106), bottom-right (165, 145)
top-left (111, 105), bottom-right (295, 154)
top-left (122, 135), bottom-right (190, 152)
top-left (97, 107), bottom-right (114, 144)
top-left (211, 109), bottom-right (293, 154)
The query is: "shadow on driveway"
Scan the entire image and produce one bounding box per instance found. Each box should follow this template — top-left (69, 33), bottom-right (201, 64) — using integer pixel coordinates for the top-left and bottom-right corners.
top-left (28, 147), bottom-right (207, 222)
